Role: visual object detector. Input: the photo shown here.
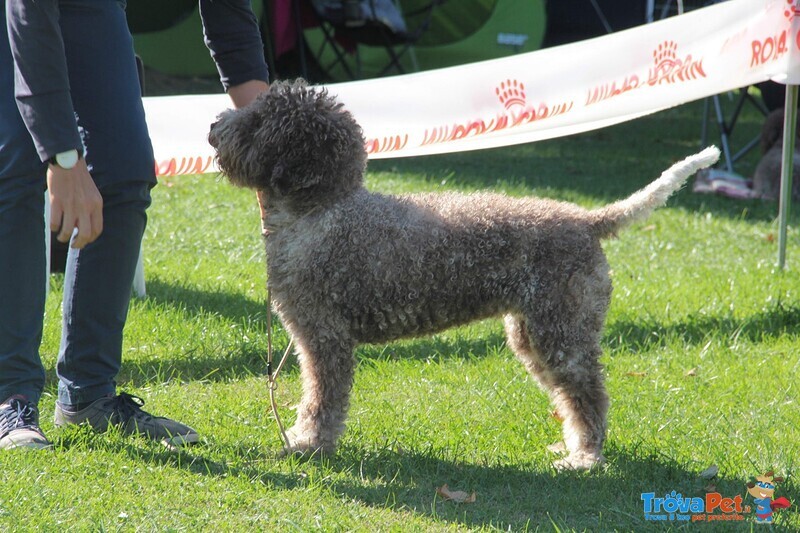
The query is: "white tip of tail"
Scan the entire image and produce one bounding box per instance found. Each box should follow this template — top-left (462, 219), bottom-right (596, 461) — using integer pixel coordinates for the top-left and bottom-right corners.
top-left (590, 146), bottom-right (722, 238)
top-left (695, 145), bottom-right (721, 167)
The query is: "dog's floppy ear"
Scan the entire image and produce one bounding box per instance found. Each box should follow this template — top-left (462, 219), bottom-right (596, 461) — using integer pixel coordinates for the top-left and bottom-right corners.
top-left (268, 151), bottom-right (324, 196)
top-left (262, 81), bottom-right (365, 197)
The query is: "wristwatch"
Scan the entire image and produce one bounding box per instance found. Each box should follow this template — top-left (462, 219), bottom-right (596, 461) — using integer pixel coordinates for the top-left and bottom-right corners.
top-left (48, 149), bottom-right (81, 170)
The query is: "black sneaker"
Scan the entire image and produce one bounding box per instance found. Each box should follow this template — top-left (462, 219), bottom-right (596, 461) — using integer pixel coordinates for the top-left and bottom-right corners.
top-left (0, 397), bottom-right (52, 450)
top-left (54, 392), bottom-right (199, 447)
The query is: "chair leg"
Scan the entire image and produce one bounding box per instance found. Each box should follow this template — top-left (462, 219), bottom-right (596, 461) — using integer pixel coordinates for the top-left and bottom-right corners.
top-left (708, 89), bottom-right (769, 174)
top-left (712, 95), bottom-right (735, 173)
top-left (318, 21), bottom-right (357, 80)
top-left (700, 97), bottom-right (709, 149)
top-left (291, 0), bottom-right (309, 79)
top-left (376, 41), bottom-right (406, 77)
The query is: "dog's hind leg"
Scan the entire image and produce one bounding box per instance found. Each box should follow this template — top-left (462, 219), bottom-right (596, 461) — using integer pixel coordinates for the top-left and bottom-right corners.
top-left (542, 346), bottom-right (608, 471)
top-left (505, 260), bottom-right (611, 470)
top-left (505, 312), bottom-right (608, 470)
top-left (282, 331), bottom-right (356, 457)
top-left (505, 314), bottom-right (548, 390)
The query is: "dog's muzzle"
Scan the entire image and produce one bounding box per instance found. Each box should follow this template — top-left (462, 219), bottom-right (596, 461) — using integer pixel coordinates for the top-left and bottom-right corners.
top-left (208, 120), bottom-right (220, 149)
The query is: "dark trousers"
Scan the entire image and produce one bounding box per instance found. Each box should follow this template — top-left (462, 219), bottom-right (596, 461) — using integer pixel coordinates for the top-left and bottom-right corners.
top-left (0, 0), bottom-right (156, 406)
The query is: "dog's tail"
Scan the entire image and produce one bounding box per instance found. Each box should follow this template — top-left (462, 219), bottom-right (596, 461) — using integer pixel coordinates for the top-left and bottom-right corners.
top-left (589, 146), bottom-right (720, 238)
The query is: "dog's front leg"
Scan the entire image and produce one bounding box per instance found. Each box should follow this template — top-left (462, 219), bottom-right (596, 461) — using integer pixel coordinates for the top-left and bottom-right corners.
top-left (283, 334), bottom-right (356, 457)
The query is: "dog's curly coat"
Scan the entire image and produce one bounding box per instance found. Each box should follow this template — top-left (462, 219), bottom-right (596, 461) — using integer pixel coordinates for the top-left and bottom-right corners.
top-left (209, 79), bottom-right (720, 469)
top-left (752, 107), bottom-right (800, 201)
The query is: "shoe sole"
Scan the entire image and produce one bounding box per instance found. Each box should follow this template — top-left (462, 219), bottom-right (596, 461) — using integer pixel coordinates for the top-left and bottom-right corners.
top-left (162, 433), bottom-right (200, 450)
top-left (0, 437), bottom-right (53, 450)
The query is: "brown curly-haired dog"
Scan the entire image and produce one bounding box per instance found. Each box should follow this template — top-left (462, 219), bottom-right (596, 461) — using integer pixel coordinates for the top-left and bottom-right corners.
top-left (752, 107), bottom-right (800, 200)
top-left (209, 79), bottom-right (719, 470)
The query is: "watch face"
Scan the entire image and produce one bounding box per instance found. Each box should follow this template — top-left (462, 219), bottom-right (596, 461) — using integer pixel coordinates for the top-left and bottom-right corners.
top-left (56, 150), bottom-right (79, 169)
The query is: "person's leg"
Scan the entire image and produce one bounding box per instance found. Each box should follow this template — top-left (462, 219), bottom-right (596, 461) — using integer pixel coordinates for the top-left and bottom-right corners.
top-left (0, 0), bottom-right (48, 408)
top-left (0, 0), bottom-right (50, 449)
top-left (54, 0), bottom-right (156, 407)
top-left (53, 0), bottom-right (197, 446)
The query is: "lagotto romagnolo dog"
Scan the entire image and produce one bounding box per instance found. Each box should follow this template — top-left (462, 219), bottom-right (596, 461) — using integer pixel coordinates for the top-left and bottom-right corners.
top-left (753, 107), bottom-right (800, 201)
top-left (208, 79), bottom-right (720, 470)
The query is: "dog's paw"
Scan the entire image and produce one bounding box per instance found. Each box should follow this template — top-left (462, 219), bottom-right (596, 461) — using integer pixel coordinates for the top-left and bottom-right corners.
top-left (546, 441), bottom-right (567, 455)
top-left (279, 425), bottom-right (335, 459)
top-left (552, 451), bottom-right (604, 471)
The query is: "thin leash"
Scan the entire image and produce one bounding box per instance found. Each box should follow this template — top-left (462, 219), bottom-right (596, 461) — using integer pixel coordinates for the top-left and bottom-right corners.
top-left (266, 284), bottom-right (294, 450)
top-left (261, 202), bottom-right (294, 450)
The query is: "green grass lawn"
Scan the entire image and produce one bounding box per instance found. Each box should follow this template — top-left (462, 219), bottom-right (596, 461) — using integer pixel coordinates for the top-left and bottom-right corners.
top-left (2, 98), bottom-right (799, 531)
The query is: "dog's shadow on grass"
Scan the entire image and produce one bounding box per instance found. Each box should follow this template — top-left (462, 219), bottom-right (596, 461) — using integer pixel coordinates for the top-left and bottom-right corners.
top-left (340, 442), bottom-right (781, 529)
top-left (323, 443), bottom-right (751, 530)
top-left (105, 434), bottom-right (756, 530)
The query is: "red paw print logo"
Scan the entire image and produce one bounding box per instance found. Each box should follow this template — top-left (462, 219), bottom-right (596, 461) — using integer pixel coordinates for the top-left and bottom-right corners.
top-left (495, 79), bottom-right (526, 110)
top-left (785, 0), bottom-right (800, 21)
top-left (653, 40), bottom-right (678, 70)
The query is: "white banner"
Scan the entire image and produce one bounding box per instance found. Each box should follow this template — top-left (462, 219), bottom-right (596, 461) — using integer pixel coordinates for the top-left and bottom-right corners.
top-left (143, 0), bottom-right (800, 176)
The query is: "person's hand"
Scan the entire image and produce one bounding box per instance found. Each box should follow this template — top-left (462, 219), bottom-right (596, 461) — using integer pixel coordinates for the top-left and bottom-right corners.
top-left (47, 159), bottom-right (103, 249)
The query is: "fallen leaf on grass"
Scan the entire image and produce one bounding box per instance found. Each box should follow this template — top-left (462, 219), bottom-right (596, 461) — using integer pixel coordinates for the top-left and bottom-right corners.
top-left (436, 484), bottom-right (476, 503)
top-left (685, 367), bottom-right (698, 377)
top-left (641, 224), bottom-right (657, 232)
top-left (626, 371), bottom-right (647, 378)
top-left (699, 465), bottom-right (719, 480)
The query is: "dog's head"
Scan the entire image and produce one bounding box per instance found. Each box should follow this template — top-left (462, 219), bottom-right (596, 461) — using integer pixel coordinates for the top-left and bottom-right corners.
top-left (760, 107), bottom-right (800, 154)
top-left (209, 79), bottom-right (367, 207)
top-left (761, 108), bottom-right (786, 154)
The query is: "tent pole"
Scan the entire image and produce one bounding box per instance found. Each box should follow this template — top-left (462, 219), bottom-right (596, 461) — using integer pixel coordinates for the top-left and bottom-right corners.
top-left (778, 84), bottom-right (798, 270)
